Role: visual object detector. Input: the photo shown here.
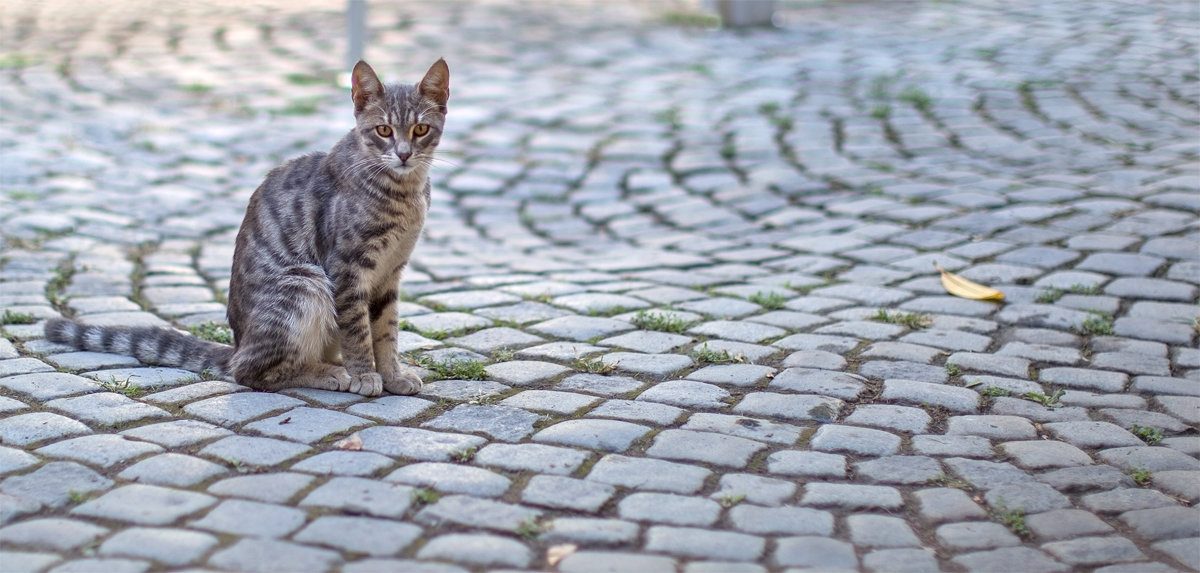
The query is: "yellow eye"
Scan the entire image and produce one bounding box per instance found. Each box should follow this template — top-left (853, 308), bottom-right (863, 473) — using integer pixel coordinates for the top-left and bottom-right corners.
top-left (375, 125), bottom-right (393, 137)
top-left (412, 124), bottom-right (430, 137)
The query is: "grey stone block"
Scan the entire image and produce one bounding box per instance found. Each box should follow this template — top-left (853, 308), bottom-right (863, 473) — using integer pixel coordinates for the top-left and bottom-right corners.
top-left (766, 450), bottom-right (846, 479)
top-left (415, 494), bottom-right (540, 532)
top-left (98, 527), bottom-right (218, 567)
top-left (847, 514), bottom-right (922, 548)
top-left (533, 419), bottom-right (651, 452)
top-left (0, 412), bottom-right (92, 447)
top-left (733, 392), bottom-right (842, 422)
top-left (34, 434), bottom-right (162, 468)
top-left (292, 515), bottom-right (422, 557)
top-left (681, 412), bottom-right (803, 445)
top-left (773, 536), bottom-right (858, 569)
top-left (190, 498), bottom-right (306, 538)
top-left (854, 456), bottom-right (944, 485)
top-left (644, 526), bottom-right (765, 561)
top-left (810, 424), bottom-right (900, 456)
top-left (951, 547), bottom-right (1067, 573)
top-left (586, 454), bottom-right (711, 494)
top-left (558, 373), bottom-right (646, 396)
top-left (984, 482), bottom-right (1071, 513)
top-left (208, 538), bottom-right (342, 573)
top-left (484, 360), bottom-right (572, 386)
top-left (119, 419), bottom-right (233, 448)
top-left (0, 518), bottom-right (108, 552)
top-left (944, 458), bottom-right (1030, 490)
top-left (385, 462), bottom-right (510, 498)
top-left (118, 453), bottom-right (228, 487)
top-left (618, 492), bottom-right (721, 526)
top-left (914, 487), bottom-right (988, 524)
top-left (586, 399), bottom-right (683, 424)
top-left (207, 472), bottom-right (315, 504)
top-left (522, 475), bottom-right (615, 512)
top-left (299, 477), bottom-right (413, 518)
top-left (243, 407), bottom-right (371, 444)
top-left (769, 368), bottom-right (867, 400)
top-left (358, 426), bottom-right (486, 462)
top-left (423, 404), bottom-right (543, 442)
top-left (844, 404), bottom-right (931, 433)
top-left (542, 517), bottom-right (640, 546)
top-left (645, 429), bottom-right (767, 467)
top-left (290, 451), bottom-right (396, 477)
top-left (1, 461), bottom-right (112, 509)
top-left (637, 379), bottom-right (730, 409)
top-left (558, 551), bottom-right (675, 573)
top-left (1098, 445), bottom-right (1200, 471)
top-left (474, 443), bottom-right (591, 475)
top-left (1044, 421), bottom-right (1144, 448)
top-left (881, 378), bottom-right (979, 412)
top-left (711, 474), bottom-right (797, 507)
top-left (1041, 536), bottom-right (1145, 566)
top-left (802, 483), bottom-right (902, 510)
top-left (198, 435), bottom-right (310, 467)
top-left (182, 392), bottom-right (305, 427)
top-left (71, 484), bottom-right (214, 525)
top-left (1082, 488), bottom-right (1181, 514)
top-left (1025, 509), bottom-right (1115, 541)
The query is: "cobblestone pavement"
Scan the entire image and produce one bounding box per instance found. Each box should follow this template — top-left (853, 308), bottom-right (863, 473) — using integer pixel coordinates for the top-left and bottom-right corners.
top-left (1, 0), bottom-right (1198, 571)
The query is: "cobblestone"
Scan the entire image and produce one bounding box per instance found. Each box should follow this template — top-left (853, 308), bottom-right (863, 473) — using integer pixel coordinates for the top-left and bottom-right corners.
top-left (2, 0), bottom-right (1196, 568)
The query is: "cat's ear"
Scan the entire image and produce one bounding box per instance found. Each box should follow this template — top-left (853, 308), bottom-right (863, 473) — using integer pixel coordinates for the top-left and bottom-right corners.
top-left (351, 60), bottom-right (385, 114)
top-left (419, 58), bottom-right (450, 110)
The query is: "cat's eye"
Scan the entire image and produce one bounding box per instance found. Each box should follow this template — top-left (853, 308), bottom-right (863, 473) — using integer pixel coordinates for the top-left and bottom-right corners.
top-left (412, 124), bottom-right (430, 137)
top-left (375, 125), bottom-right (393, 137)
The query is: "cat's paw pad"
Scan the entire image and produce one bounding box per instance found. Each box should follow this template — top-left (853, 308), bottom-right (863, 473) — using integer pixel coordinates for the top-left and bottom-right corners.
top-left (383, 368), bottom-right (423, 396)
top-left (349, 372), bottom-right (383, 396)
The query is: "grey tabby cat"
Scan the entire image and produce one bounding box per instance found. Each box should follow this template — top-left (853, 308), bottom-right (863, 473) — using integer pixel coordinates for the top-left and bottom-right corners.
top-left (45, 59), bottom-right (449, 397)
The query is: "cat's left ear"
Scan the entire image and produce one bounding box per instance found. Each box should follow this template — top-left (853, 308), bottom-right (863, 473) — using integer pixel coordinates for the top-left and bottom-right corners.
top-left (351, 60), bottom-right (385, 114)
top-left (419, 58), bottom-right (450, 111)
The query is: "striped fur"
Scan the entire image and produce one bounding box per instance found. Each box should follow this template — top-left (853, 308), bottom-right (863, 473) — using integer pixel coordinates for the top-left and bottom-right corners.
top-left (44, 60), bottom-right (448, 397)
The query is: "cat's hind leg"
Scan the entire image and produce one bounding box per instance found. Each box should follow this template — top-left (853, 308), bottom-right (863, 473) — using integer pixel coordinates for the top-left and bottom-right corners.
top-left (230, 265), bottom-right (379, 395)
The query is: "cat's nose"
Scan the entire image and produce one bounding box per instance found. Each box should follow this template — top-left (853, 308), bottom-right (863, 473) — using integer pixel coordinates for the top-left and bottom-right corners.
top-left (397, 150), bottom-right (412, 163)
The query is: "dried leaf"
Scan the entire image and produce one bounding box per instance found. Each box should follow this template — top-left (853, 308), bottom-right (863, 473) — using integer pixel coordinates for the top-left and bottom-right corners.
top-left (935, 262), bottom-right (1004, 301)
top-left (278, 417), bottom-right (291, 425)
top-left (546, 544), bottom-right (577, 567)
top-left (335, 432), bottom-right (363, 451)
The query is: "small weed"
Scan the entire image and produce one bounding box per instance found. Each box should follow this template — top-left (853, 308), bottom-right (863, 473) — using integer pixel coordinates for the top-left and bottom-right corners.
top-left (491, 348), bottom-right (516, 362)
top-left (440, 359), bottom-right (488, 381)
top-left (284, 72), bottom-right (331, 86)
top-left (1068, 283), bottom-right (1102, 295)
top-left (99, 376), bottom-right (144, 399)
top-left (654, 107), bottom-right (682, 129)
top-left (926, 474), bottom-right (971, 489)
top-left (1077, 313), bottom-right (1114, 336)
top-left (574, 356), bottom-right (617, 375)
top-left (945, 364), bottom-right (962, 377)
top-left (524, 293), bottom-right (554, 304)
top-left (870, 104), bottom-right (892, 121)
top-left (717, 493), bottom-right (747, 508)
top-left (451, 446), bottom-right (477, 463)
top-left (0, 310), bottom-right (37, 325)
top-left (1035, 288), bottom-right (1064, 303)
top-left (181, 83), bottom-right (213, 94)
top-left (992, 502), bottom-right (1030, 537)
top-left (1130, 467), bottom-right (1153, 486)
top-left (515, 517), bottom-right (545, 541)
top-left (410, 488), bottom-right (440, 507)
top-left (0, 53), bottom-right (37, 69)
top-left (692, 344), bottom-right (744, 364)
top-left (898, 86), bottom-right (934, 112)
top-left (187, 321), bottom-right (233, 344)
top-left (630, 310), bottom-right (694, 334)
top-left (67, 490), bottom-right (90, 504)
top-left (982, 386), bottom-right (1011, 398)
top-left (748, 291), bottom-right (788, 310)
top-left (277, 96), bottom-right (323, 116)
top-left (662, 10), bottom-right (721, 28)
top-left (871, 309), bottom-right (931, 329)
top-left (1021, 388), bottom-right (1064, 408)
top-left (198, 369), bottom-right (222, 381)
top-left (1130, 424), bottom-right (1163, 445)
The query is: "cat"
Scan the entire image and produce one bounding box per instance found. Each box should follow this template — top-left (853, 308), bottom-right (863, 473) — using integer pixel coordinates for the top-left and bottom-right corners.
top-left (45, 59), bottom-right (449, 397)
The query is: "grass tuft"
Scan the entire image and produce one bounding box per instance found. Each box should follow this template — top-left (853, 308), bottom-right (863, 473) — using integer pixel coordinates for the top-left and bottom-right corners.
top-left (871, 309), bottom-right (931, 329)
top-left (187, 321), bottom-right (233, 344)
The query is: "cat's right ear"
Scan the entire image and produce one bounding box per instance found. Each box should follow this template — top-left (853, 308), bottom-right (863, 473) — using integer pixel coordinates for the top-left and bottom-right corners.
top-left (351, 60), bottom-right (385, 114)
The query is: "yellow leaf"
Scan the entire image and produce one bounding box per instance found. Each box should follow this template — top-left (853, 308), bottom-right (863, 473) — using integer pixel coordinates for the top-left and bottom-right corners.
top-left (546, 544), bottom-right (577, 567)
top-left (935, 262), bottom-right (1005, 301)
top-left (334, 432), bottom-right (363, 451)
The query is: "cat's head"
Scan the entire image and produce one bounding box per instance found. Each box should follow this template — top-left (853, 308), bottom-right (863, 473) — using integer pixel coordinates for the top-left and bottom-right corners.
top-left (350, 59), bottom-right (449, 178)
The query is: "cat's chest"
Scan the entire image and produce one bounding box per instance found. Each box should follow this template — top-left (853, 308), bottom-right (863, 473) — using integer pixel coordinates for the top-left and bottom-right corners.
top-left (364, 201), bottom-right (426, 286)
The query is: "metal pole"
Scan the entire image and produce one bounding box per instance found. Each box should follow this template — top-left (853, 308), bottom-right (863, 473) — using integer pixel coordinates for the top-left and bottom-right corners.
top-left (342, 0), bottom-right (367, 87)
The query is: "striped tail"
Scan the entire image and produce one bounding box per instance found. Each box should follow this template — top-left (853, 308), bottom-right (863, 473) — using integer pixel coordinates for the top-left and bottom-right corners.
top-left (44, 318), bottom-right (234, 378)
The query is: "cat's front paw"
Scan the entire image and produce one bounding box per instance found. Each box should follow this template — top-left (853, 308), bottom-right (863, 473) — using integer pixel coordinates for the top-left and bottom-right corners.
top-left (383, 367), bottom-right (423, 396)
top-left (348, 372), bottom-right (383, 396)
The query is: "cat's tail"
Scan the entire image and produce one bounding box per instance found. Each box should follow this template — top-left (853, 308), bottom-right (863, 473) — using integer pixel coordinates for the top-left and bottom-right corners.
top-left (45, 318), bottom-right (234, 378)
